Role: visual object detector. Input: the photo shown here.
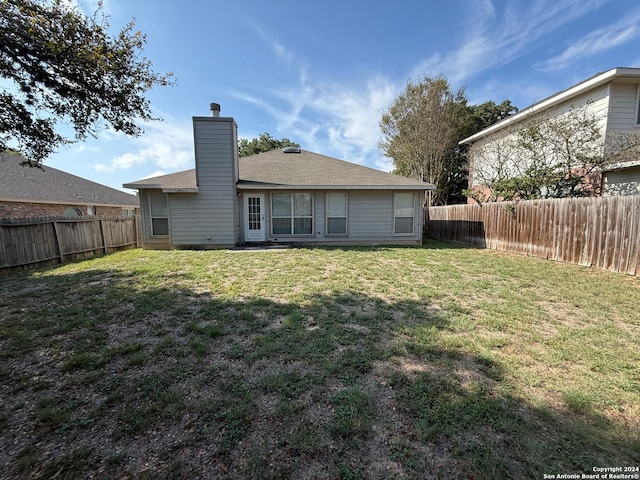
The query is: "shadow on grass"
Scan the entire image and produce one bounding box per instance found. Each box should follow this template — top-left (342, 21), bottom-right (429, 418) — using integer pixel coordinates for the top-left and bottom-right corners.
top-left (0, 266), bottom-right (637, 479)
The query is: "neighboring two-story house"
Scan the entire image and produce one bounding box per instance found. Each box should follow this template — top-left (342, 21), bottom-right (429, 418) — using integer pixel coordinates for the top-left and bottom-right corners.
top-left (461, 67), bottom-right (640, 201)
top-left (124, 103), bottom-right (434, 249)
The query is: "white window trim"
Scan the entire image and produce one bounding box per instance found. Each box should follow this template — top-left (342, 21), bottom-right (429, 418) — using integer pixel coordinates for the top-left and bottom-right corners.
top-left (325, 191), bottom-right (348, 235)
top-left (149, 191), bottom-right (169, 237)
top-left (271, 192), bottom-right (314, 236)
top-left (393, 191), bottom-right (415, 236)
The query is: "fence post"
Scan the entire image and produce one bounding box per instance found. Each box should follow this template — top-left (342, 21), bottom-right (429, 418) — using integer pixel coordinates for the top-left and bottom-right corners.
top-left (52, 220), bottom-right (63, 262)
top-left (99, 219), bottom-right (108, 254)
top-left (134, 215), bottom-right (142, 248)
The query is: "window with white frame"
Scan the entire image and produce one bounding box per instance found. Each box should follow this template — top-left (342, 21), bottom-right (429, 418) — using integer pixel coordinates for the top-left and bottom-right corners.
top-left (393, 192), bottom-right (415, 234)
top-left (149, 191), bottom-right (169, 236)
top-left (272, 192), bottom-right (313, 235)
top-left (326, 192), bottom-right (347, 235)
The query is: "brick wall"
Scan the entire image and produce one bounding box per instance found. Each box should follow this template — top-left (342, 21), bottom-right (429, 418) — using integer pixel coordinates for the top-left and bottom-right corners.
top-left (0, 201), bottom-right (138, 218)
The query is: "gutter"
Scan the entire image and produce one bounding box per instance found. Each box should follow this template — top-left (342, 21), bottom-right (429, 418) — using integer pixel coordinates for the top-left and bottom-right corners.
top-left (460, 67), bottom-right (640, 145)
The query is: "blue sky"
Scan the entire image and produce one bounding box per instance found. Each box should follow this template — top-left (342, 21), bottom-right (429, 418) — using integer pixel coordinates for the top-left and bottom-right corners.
top-left (40, 0), bottom-right (640, 192)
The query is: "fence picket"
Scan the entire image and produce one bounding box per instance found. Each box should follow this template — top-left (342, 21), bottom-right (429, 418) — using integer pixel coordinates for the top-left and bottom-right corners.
top-left (426, 195), bottom-right (640, 276)
top-left (1, 216), bottom-right (140, 271)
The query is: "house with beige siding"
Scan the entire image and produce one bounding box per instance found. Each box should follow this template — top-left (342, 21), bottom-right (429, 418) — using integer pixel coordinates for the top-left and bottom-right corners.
top-left (461, 67), bottom-right (640, 200)
top-left (124, 104), bottom-right (433, 249)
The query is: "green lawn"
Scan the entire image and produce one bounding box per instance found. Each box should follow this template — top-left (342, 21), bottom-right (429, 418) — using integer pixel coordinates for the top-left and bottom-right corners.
top-left (1, 241), bottom-right (638, 479)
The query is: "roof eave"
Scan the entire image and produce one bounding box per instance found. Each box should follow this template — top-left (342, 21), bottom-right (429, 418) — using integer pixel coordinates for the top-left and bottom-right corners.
top-left (0, 196), bottom-right (139, 207)
top-left (236, 182), bottom-right (433, 190)
top-left (460, 67), bottom-right (640, 145)
top-left (122, 183), bottom-right (199, 193)
top-left (605, 159), bottom-right (640, 171)
top-left (122, 182), bottom-right (161, 190)
top-left (161, 188), bottom-right (199, 193)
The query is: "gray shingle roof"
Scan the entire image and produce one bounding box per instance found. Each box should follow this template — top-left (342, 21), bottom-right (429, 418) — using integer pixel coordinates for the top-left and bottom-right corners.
top-left (123, 169), bottom-right (198, 192)
top-left (124, 149), bottom-right (433, 191)
top-left (1, 153), bottom-right (139, 207)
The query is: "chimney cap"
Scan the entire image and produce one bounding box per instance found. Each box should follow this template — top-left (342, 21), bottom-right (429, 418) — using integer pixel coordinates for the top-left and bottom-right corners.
top-left (210, 103), bottom-right (221, 116)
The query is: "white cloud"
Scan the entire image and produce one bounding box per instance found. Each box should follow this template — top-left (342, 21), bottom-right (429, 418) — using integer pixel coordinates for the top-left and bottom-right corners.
top-left (537, 8), bottom-right (640, 71)
top-left (232, 29), bottom-right (400, 169)
top-left (233, 0), bottom-right (613, 173)
top-left (93, 115), bottom-right (193, 174)
top-left (241, 75), bottom-right (399, 167)
top-left (411, 0), bottom-right (608, 86)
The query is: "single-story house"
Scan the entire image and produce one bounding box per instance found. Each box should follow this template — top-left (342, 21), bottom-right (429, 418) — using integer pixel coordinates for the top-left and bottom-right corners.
top-left (461, 67), bottom-right (640, 200)
top-left (124, 103), bottom-right (434, 249)
top-left (0, 152), bottom-right (139, 218)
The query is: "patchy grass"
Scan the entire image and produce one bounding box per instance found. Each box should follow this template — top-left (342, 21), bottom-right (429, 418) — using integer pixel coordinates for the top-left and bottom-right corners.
top-left (0, 242), bottom-right (639, 479)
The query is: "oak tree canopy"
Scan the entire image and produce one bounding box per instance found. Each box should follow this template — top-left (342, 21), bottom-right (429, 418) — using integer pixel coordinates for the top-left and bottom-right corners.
top-left (0, 0), bottom-right (173, 166)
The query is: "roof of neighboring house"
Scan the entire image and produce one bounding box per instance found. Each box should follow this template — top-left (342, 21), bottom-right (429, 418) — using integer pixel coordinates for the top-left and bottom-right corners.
top-left (0, 153), bottom-right (140, 207)
top-left (124, 149), bottom-right (434, 191)
top-left (460, 66), bottom-right (640, 145)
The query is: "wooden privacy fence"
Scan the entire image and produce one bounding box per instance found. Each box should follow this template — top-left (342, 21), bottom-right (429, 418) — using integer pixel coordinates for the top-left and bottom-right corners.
top-left (0, 216), bottom-right (141, 272)
top-left (426, 195), bottom-right (640, 276)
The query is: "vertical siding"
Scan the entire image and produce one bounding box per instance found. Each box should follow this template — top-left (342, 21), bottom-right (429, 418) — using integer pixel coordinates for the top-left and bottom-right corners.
top-left (169, 117), bottom-right (239, 247)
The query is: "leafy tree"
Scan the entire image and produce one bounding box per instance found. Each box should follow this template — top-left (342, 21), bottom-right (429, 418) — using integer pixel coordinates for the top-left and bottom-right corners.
top-left (238, 133), bottom-right (300, 157)
top-left (468, 103), bottom-right (607, 202)
top-left (0, 0), bottom-right (173, 166)
top-left (379, 78), bottom-right (517, 205)
top-left (466, 100), bottom-right (518, 133)
top-left (379, 76), bottom-right (468, 206)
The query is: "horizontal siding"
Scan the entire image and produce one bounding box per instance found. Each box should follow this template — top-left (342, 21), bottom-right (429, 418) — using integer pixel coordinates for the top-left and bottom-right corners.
top-left (142, 116), bottom-right (424, 248)
top-left (608, 82), bottom-right (639, 131)
top-left (315, 191), bottom-right (325, 235)
top-left (257, 190), bottom-right (422, 243)
top-left (349, 190), bottom-right (422, 241)
top-left (170, 118), bottom-right (238, 246)
top-left (603, 166), bottom-right (640, 196)
top-left (349, 191), bottom-right (393, 237)
top-left (169, 194), bottom-right (236, 245)
top-left (471, 86), bottom-right (611, 187)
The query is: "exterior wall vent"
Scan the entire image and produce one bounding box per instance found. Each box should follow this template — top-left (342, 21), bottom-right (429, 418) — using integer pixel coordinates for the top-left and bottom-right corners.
top-left (283, 147), bottom-right (301, 153)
